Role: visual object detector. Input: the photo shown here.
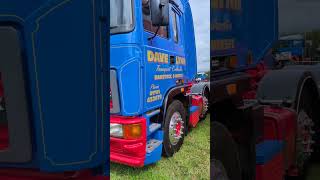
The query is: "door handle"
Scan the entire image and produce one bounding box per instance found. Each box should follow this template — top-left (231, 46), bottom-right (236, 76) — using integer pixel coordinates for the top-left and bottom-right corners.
top-left (170, 56), bottom-right (175, 65)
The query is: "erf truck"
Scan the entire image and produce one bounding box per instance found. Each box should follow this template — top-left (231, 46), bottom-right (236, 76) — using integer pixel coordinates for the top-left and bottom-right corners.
top-left (212, 0), bottom-right (320, 179)
top-left (110, 0), bottom-right (209, 167)
top-left (0, 1), bottom-right (108, 179)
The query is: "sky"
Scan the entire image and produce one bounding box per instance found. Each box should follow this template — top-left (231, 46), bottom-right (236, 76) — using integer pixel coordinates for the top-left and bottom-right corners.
top-left (189, 0), bottom-right (210, 72)
top-left (279, 0), bottom-right (320, 35)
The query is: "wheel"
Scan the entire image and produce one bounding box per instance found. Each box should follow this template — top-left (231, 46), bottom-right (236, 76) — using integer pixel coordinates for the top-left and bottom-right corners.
top-left (212, 122), bottom-right (242, 180)
top-left (200, 90), bottom-right (209, 120)
top-left (294, 84), bottom-right (317, 177)
top-left (211, 159), bottom-right (229, 180)
top-left (296, 110), bottom-right (313, 172)
top-left (163, 100), bottom-right (186, 157)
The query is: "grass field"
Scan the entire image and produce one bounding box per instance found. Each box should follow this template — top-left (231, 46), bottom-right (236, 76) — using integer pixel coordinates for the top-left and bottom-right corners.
top-left (110, 115), bottom-right (210, 180)
top-left (306, 163), bottom-right (320, 180)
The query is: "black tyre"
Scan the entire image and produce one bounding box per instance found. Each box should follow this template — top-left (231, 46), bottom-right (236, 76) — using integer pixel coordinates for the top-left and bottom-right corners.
top-left (212, 122), bottom-right (242, 180)
top-left (200, 89), bottom-right (209, 120)
top-left (211, 159), bottom-right (230, 180)
top-left (163, 100), bottom-right (186, 157)
top-left (294, 84), bottom-right (317, 177)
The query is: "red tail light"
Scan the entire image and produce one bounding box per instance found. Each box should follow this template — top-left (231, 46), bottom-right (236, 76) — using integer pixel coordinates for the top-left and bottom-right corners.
top-left (186, 82), bottom-right (193, 94)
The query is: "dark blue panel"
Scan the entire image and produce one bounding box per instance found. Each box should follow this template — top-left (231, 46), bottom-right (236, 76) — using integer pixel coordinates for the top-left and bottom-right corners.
top-left (0, 0), bottom-right (109, 174)
top-left (248, 0), bottom-right (278, 64)
top-left (22, 0), bottom-right (107, 171)
top-left (0, 1), bottom-right (44, 20)
top-left (212, 0), bottom-right (278, 69)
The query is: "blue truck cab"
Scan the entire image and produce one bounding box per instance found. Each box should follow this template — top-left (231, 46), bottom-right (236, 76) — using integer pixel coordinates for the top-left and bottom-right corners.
top-left (110, 0), bottom-right (202, 167)
top-left (274, 34), bottom-right (305, 62)
top-left (0, 1), bottom-right (108, 178)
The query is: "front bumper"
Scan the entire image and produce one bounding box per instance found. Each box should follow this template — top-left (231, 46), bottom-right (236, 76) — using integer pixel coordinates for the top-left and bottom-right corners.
top-left (110, 116), bottom-right (147, 167)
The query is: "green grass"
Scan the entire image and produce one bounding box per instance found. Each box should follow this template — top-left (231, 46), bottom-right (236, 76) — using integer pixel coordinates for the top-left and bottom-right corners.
top-left (110, 115), bottom-right (210, 180)
top-left (306, 163), bottom-right (320, 180)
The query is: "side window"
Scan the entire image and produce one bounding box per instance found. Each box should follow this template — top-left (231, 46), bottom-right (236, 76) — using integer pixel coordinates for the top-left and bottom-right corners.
top-left (172, 11), bottom-right (179, 43)
top-left (142, 1), bottom-right (168, 38)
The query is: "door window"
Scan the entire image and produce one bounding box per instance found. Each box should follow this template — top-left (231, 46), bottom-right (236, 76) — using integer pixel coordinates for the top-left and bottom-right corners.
top-left (172, 11), bottom-right (179, 43)
top-left (142, 0), bottom-right (169, 38)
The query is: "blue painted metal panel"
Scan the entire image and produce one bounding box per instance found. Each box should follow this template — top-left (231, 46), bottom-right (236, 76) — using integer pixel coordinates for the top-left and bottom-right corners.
top-left (110, 45), bottom-right (143, 115)
top-left (256, 140), bottom-right (283, 165)
top-left (144, 130), bottom-right (164, 166)
top-left (110, 0), bottom-right (197, 116)
top-left (212, 0), bottom-right (278, 69)
top-left (190, 106), bottom-right (198, 113)
top-left (181, 0), bottom-right (197, 81)
top-left (0, 0), bottom-right (108, 172)
top-left (144, 111), bottom-right (163, 165)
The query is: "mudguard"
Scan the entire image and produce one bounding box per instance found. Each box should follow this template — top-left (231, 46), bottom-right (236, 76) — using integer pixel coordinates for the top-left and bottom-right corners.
top-left (257, 65), bottom-right (320, 107)
top-left (191, 82), bottom-right (210, 95)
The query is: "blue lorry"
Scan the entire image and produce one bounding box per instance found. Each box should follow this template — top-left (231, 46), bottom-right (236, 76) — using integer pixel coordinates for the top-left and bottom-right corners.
top-left (0, 1), bottom-right (108, 179)
top-left (195, 72), bottom-right (209, 82)
top-left (110, 0), bottom-right (209, 167)
top-left (212, 0), bottom-right (320, 179)
top-left (275, 35), bottom-right (305, 60)
top-left (273, 34), bottom-right (305, 67)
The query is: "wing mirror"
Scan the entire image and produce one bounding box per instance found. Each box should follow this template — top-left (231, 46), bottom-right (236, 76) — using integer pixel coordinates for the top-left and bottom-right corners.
top-left (150, 0), bottom-right (169, 26)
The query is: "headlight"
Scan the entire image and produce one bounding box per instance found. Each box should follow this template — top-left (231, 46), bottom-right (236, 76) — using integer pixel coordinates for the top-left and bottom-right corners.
top-left (110, 123), bottom-right (143, 139)
top-left (110, 123), bottom-right (123, 138)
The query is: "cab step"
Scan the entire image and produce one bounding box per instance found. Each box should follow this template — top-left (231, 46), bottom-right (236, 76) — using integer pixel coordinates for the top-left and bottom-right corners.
top-left (149, 123), bottom-right (161, 134)
top-left (146, 139), bottom-right (162, 154)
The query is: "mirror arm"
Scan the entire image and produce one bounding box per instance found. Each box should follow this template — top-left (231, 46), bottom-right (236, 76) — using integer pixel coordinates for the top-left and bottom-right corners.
top-left (148, 0), bottom-right (169, 41)
top-left (169, 0), bottom-right (178, 8)
top-left (148, 1), bottom-right (166, 41)
top-left (148, 25), bottom-right (161, 41)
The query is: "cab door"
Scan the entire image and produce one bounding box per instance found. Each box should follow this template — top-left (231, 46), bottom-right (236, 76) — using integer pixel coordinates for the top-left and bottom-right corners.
top-left (23, 0), bottom-right (108, 171)
top-left (169, 7), bottom-right (187, 82)
top-left (143, 3), bottom-right (186, 112)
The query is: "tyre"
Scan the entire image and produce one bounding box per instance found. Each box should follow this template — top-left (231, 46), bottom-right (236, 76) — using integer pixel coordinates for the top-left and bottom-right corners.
top-left (294, 84), bottom-right (317, 177)
top-left (212, 122), bottom-right (242, 180)
top-left (163, 100), bottom-right (186, 157)
top-left (200, 89), bottom-right (209, 120)
top-left (211, 159), bottom-right (230, 180)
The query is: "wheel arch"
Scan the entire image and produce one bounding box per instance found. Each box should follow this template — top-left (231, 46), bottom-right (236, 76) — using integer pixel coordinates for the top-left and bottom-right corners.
top-left (257, 68), bottom-right (320, 109)
top-left (161, 86), bottom-right (189, 125)
top-left (191, 82), bottom-right (210, 97)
